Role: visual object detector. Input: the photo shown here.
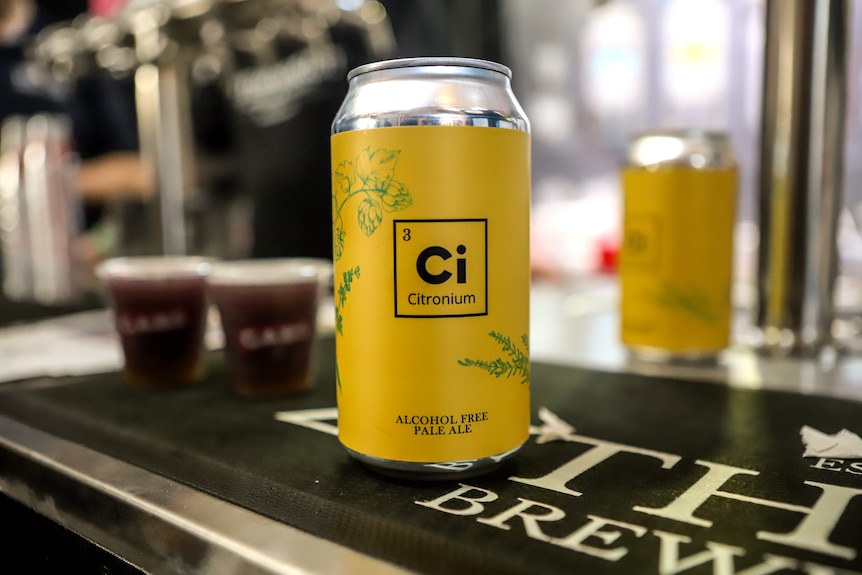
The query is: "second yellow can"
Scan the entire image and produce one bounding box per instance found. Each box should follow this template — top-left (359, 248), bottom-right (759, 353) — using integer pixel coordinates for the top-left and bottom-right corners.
top-left (620, 130), bottom-right (737, 359)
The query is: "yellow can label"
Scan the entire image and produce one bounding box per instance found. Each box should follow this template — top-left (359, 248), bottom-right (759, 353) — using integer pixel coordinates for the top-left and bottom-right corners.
top-left (620, 167), bottom-right (737, 353)
top-left (331, 125), bottom-right (531, 463)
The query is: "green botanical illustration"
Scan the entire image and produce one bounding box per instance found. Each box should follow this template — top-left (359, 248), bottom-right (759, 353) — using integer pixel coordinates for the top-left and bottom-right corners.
top-left (332, 147), bottom-right (413, 261)
top-left (459, 332), bottom-right (530, 384)
top-left (334, 265), bottom-right (360, 393)
top-left (335, 265), bottom-right (360, 336)
top-left (648, 282), bottom-right (719, 324)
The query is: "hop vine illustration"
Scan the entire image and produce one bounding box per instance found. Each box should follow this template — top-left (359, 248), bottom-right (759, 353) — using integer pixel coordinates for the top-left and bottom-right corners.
top-left (335, 265), bottom-right (360, 336)
top-left (458, 332), bottom-right (530, 384)
top-left (332, 147), bottom-right (413, 261)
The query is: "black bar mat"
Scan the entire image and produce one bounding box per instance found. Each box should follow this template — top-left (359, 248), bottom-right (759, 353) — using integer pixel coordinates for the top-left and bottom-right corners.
top-left (0, 338), bottom-right (860, 575)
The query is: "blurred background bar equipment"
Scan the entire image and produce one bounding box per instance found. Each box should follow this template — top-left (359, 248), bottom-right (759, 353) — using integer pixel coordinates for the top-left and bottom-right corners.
top-left (23, 0), bottom-right (396, 261)
top-left (0, 114), bottom-right (83, 305)
top-left (123, 0), bottom-right (213, 256)
top-left (24, 0), bottom-right (201, 257)
top-left (755, 0), bottom-right (850, 356)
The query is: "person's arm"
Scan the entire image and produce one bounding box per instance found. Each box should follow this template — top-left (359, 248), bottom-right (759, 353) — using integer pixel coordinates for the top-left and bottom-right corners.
top-left (76, 151), bottom-right (153, 202)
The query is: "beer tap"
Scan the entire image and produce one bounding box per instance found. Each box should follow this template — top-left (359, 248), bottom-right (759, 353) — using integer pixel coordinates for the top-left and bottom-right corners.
top-left (114, 0), bottom-right (215, 256)
top-left (18, 0), bottom-right (395, 263)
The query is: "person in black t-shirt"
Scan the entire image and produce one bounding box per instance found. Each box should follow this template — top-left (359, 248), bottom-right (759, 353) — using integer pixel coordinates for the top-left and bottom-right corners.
top-left (195, 12), bottom-right (390, 260)
top-left (194, 1), bottom-right (453, 260)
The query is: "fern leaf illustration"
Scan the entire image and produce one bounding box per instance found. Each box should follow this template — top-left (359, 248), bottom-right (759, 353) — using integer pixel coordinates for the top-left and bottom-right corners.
top-left (459, 331), bottom-right (530, 384)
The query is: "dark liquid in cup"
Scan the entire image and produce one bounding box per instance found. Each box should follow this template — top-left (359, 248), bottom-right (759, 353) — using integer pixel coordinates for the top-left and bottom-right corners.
top-left (106, 276), bottom-right (209, 389)
top-left (210, 279), bottom-right (320, 397)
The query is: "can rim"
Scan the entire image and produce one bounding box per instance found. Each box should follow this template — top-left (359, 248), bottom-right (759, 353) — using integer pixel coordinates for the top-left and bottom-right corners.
top-left (347, 57), bottom-right (512, 81)
top-left (207, 258), bottom-right (333, 285)
top-left (625, 128), bottom-right (735, 169)
top-left (95, 256), bottom-right (215, 280)
top-left (628, 128), bottom-right (729, 142)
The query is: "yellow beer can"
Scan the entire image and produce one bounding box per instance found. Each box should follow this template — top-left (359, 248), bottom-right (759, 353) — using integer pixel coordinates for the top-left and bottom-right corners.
top-left (620, 130), bottom-right (737, 360)
top-left (330, 58), bottom-right (531, 479)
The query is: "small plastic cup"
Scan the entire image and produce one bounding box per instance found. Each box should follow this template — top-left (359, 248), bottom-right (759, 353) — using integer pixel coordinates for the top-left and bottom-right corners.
top-left (96, 256), bottom-right (213, 389)
top-left (208, 258), bottom-right (332, 398)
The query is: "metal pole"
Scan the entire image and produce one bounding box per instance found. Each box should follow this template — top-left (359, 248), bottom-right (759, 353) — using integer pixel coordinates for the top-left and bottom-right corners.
top-left (129, 5), bottom-right (196, 256)
top-left (755, 0), bottom-right (849, 355)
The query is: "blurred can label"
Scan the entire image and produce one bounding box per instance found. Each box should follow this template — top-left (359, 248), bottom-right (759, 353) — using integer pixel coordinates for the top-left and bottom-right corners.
top-left (620, 130), bottom-right (737, 357)
top-left (331, 125), bottom-right (531, 463)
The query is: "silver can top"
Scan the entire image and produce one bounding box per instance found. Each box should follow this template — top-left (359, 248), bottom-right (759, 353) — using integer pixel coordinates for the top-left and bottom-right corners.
top-left (333, 57), bottom-right (528, 134)
top-left (626, 129), bottom-right (735, 170)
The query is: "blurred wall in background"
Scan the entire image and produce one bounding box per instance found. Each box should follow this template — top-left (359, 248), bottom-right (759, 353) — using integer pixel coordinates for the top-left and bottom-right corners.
top-left (503, 0), bottom-right (862, 300)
